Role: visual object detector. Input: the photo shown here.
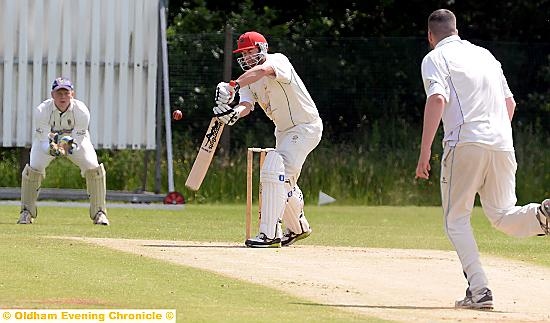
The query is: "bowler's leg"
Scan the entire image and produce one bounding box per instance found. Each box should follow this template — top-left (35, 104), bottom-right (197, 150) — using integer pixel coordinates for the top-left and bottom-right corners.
top-left (441, 145), bottom-right (490, 300)
top-left (480, 150), bottom-right (547, 236)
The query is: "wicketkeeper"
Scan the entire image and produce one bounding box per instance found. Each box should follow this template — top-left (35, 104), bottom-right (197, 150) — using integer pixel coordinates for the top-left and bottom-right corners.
top-left (17, 77), bottom-right (109, 225)
top-left (213, 31), bottom-right (323, 248)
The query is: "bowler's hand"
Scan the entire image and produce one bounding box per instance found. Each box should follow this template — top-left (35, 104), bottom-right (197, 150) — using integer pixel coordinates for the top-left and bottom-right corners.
top-left (415, 149), bottom-right (431, 179)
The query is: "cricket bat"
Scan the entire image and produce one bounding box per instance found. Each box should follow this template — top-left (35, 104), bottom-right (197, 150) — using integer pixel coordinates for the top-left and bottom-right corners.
top-left (185, 117), bottom-right (225, 191)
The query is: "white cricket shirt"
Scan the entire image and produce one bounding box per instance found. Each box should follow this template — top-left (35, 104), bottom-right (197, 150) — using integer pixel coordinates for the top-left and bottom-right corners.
top-left (421, 35), bottom-right (514, 150)
top-left (239, 53), bottom-right (320, 132)
top-left (34, 98), bottom-right (91, 151)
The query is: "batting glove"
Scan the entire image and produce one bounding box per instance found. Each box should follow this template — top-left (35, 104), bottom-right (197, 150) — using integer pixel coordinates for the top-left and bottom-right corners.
top-left (215, 81), bottom-right (240, 105)
top-left (213, 103), bottom-right (240, 126)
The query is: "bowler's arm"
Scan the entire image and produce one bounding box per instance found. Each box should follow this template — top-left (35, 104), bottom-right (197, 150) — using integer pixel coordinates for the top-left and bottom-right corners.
top-left (506, 97), bottom-right (516, 121)
top-left (415, 94), bottom-right (445, 179)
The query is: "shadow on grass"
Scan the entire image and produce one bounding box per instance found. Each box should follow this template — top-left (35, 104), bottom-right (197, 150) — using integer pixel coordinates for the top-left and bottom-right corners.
top-left (143, 244), bottom-right (244, 249)
top-left (292, 302), bottom-right (509, 312)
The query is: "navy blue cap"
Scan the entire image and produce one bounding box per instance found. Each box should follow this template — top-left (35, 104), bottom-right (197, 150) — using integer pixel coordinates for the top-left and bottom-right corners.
top-left (51, 77), bottom-right (74, 91)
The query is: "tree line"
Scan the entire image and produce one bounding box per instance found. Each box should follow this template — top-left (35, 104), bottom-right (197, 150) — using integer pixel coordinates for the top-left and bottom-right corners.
top-left (166, 0), bottom-right (549, 152)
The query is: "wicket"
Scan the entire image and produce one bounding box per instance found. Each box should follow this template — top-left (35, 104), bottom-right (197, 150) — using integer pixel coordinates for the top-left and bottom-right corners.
top-left (246, 147), bottom-right (274, 240)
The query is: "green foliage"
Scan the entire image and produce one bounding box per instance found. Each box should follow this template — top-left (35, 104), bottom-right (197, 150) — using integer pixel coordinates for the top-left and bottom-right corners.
top-left (3, 2), bottom-right (549, 206)
top-left (0, 149), bottom-right (19, 186)
top-left (159, 2), bottom-right (550, 206)
top-left (0, 125), bottom-right (547, 204)
top-left (165, 1), bottom-right (549, 145)
top-left (41, 158), bottom-right (85, 188)
top-left (165, 32), bottom-right (548, 152)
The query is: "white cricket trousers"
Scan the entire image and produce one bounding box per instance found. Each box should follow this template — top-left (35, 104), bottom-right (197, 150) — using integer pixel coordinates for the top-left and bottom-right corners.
top-left (441, 143), bottom-right (543, 294)
top-left (29, 137), bottom-right (100, 176)
top-left (275, 118), bottom-right (323, 186)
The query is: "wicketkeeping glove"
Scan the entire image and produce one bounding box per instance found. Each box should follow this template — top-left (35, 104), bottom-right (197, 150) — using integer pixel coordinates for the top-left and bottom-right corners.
top-left (48, 133), bottom-right (77, 156)
top-left (58, 135), bottom-right (77, 155)
top-left (48, 133), bottom-right (61, 156)
top-left (213, 103), bottom-right (240, 126)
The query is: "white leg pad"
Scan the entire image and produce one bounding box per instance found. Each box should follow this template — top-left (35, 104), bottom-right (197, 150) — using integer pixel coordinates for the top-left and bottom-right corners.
top-left (282, 184), bottom-right (311, 234)
top-left (259, 151), bottom-right (286, 239)
top-left (21, 164), bottom-right (44, 218)
top-left (85, 164), bottom-right (107, 219)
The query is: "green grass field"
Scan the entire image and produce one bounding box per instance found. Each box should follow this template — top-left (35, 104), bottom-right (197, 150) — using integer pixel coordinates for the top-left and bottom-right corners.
top-left (0, 204), bottom-right (548, 322)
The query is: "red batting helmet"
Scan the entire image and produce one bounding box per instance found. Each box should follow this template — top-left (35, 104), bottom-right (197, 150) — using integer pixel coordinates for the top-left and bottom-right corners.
top-left (234, 31), bottom-right (269, 70)
top-left (233, 31), bottom-right (268, 54)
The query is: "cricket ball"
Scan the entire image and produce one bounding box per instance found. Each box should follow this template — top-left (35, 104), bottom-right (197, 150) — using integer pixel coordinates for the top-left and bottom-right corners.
top-left (172, 110), bottom-right (183, 121)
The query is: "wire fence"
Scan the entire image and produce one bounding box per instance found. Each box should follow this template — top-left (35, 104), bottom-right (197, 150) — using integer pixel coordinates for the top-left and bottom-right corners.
top-left (168, 34), bottom-right (549, 153)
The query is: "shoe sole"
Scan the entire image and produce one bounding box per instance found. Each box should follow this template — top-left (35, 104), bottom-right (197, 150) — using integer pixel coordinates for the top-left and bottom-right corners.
top-left (455, 304), bottom-right (493, 311)
top-left (282, 230), bottom-right (311, 247)
top-left (245, 240), bottom-right (281, 248)
top-left (245, 243), bottom-right (281, 248)
top-left (455, 301), bottom-right (493, 310)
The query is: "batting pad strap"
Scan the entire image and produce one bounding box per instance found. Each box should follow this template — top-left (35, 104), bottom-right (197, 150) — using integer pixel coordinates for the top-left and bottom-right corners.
top-left (282, 184), bottom-right (309, 234)
top-left (260, 151), bottom-right (285, 184)
top-left (85, 163), bottom-right (107, 220)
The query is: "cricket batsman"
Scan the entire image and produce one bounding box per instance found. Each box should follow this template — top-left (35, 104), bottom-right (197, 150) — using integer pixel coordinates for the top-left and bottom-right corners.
top-left (213, 31), bottom-right (323, 247)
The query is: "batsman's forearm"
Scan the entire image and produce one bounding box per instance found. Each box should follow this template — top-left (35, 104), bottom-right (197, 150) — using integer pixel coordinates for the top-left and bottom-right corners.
top-left (235, 65), bottom-right (274, 87)
top-left (420, 95), bottom-right (445, 151)
top-left (235, 102), bottom-right (253, 118)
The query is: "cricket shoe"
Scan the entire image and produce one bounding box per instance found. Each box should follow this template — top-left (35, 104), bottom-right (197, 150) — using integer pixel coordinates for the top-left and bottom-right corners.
top-left (245, 233), bottom-right (281, 248)
top-left (17, 209), bottom-right (33, 224)
top-left (455, 287), bottom-right (493, 310)
top-left (537, 199), bottom-right (550, 235)
top-left (93, 211), bottom-right (110, 225)
top-left (281, 228), bottom-right (312, 247)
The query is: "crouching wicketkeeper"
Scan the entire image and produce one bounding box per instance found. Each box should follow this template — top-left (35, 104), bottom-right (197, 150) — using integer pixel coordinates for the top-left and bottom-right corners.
top-left (18, 77), bottom-right (109, 225)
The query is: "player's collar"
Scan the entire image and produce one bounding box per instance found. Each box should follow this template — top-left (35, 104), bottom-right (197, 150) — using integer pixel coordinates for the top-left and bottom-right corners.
top-left (435, 35), bottom-right (461, 48)
top-left (54, 100), bottom-right (73, 114)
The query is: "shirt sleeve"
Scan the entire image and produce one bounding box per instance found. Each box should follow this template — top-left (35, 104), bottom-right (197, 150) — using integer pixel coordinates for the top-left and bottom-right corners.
top-left (33, 101), bottom-right (52, 153)
top-left (71, 100), bottom-right (91, 151)
top-left (498, 64), bottom-right (513, 98)
top-left (238, 86), bottom-right (255, 111)
top-left (33, 102), bottom-right (50, 142)
top-left (267, 53), bottom-right (292, 84)
top-left (421, 55), bottom-right (449, 102)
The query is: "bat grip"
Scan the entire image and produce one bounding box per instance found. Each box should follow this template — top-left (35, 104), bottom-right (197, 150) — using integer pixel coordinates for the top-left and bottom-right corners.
top-left (229, 80), bottom-right (240, 92)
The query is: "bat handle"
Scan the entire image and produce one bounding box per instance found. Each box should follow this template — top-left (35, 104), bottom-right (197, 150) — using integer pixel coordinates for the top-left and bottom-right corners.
top-left (229, 80), bottom-right (240, 92)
